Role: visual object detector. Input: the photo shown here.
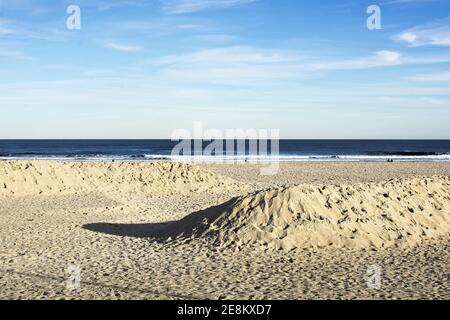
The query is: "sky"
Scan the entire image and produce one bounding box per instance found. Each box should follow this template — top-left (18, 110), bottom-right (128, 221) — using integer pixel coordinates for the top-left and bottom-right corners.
top-left (0, 0), bottom-right (449, 139)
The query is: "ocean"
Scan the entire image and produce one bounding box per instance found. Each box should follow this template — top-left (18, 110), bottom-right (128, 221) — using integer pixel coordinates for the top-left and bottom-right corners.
top-left (0, 140), bottom-right (449, 162)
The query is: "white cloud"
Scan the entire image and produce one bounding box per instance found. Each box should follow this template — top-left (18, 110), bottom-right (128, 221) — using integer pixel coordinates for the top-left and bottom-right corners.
top-left (94, 0), bottom-right (149, 11)
top-left (397, 32), bottom-right (417, 44)
top-left (0, 18), bottom-right (65, 42)
top-left (0, 50), bottom-right (25, 59)
top-left (146, 46), bottom-right (450, 85)
top-left (152, 46), bottom-right (300, 65)
top-left (0, 41), bottom-right (30, 59)
top-left (311, 50), bottom-right (450, 72)
top-left (383, 0), bottom-right (441, 5)
top-left (379, 96), bottom-right (449, 107)
top-left (409, 72), bottom-right (450, 82)
top-left (0, 19), bottom-right (16, 36)
top-left (394, 23), bottom-right (450, 47)
top-left (104, 42), bottom-right (142, 52)
top-left (309, 50), bottom-right (402, 71)
top-left (150, 46), bottom-right (302, 85)
top-left (161, 0), bottom-right (258, 14)
top-left (176, 24), bottom-right (204, 29)
top-left (0, 23), bottom-right (15, 35)
top-left (376, 50), bottom-right (402, 63)
top-left (194, 34), bottom-right (237, 42)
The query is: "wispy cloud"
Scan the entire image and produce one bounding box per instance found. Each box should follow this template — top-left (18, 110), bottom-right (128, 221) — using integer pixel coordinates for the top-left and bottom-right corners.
top-left (104, 42), bottom-right (142, 52)
top-left (161, 0), bottom-right (258, 14)
top-left (0, 50), bottom-right (27, 59)
top-left (382, 0), bottom-right (442, 5)
top-left (0, 19), bottom-right (16, 36)
top-left (146, 46), bottom-right (450, 85)
top-left (310, 51), bottom-right (402, 71)
top-left (153, 46), bottom-right (299, 65)
top-left (148, 46), bottom-right (302, 84)
top-left (0, 19), bottom-right (15, 35)
top-left (194, 34), bottom-right (237, 42)
top-left (394, 22), bottom-right (450, 47)
top-left (0, 18), bottom-right (66, 42)
top-left (409, 71), bottom-right (450, 82)
top-left (94, 0), bottom-right (149, 11)
top-left (176, 24), bottom-right (204, 29)
top-left (312, 50), bottom-right (450, 72)
top-left (379, 96), bottom-right (449, 107)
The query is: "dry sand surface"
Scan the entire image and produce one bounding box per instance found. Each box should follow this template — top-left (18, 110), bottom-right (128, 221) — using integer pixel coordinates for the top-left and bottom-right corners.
top-left (0, 161), bottom-right (449, 299)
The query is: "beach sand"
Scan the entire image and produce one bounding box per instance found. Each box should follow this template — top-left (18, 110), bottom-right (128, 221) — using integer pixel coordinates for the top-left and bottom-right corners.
top-left (0, 161), bottom-right (449, 299)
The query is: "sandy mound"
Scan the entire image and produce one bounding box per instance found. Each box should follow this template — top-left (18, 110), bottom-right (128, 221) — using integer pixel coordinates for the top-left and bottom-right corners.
top-left (168, 176), bottom-right (450, 250)
top-left (0, 161), bottom-right (242, 196)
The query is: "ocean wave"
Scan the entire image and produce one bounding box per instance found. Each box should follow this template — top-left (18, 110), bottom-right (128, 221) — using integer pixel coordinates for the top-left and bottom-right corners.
top-left (366, 151), bottom-right (450, 156)
top-left (1, 153), bottom-right (450, 162)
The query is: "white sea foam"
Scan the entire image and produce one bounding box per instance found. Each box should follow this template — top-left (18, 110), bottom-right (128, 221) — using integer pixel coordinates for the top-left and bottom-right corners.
top-left (3, 154), bottom-right (449, 162)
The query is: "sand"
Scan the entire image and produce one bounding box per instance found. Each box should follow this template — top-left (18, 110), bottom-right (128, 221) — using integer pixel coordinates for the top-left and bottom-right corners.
top-left (0, 161), bottom-right (244, 196)
top-left (0, 161), bottom-right (449, 299)
top-left (162, 176), bottom-right (449, 251)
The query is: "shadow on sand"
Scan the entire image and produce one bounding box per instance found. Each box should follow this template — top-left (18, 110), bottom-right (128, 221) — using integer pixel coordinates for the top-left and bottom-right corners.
top-left (83, 197), bottom-right (237, 242)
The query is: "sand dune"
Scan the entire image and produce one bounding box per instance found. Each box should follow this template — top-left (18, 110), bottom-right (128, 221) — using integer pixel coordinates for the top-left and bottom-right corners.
top-left (167, 176), bottom-right (450, 250)
top-left (0, 161), bottom-right (242, 196)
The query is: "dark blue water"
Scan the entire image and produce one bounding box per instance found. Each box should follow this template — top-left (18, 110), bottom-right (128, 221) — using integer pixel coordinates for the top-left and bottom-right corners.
top-left (0, 140), bottom-right (449, 162)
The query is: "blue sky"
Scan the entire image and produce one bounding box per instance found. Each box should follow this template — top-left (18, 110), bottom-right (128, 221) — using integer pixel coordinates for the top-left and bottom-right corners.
top-left (0, 0), bottom-right (449, 138)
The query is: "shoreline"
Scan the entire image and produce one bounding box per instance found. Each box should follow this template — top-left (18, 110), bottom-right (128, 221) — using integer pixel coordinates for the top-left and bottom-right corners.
top-left (1, 157), bottom-right (450, 163)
